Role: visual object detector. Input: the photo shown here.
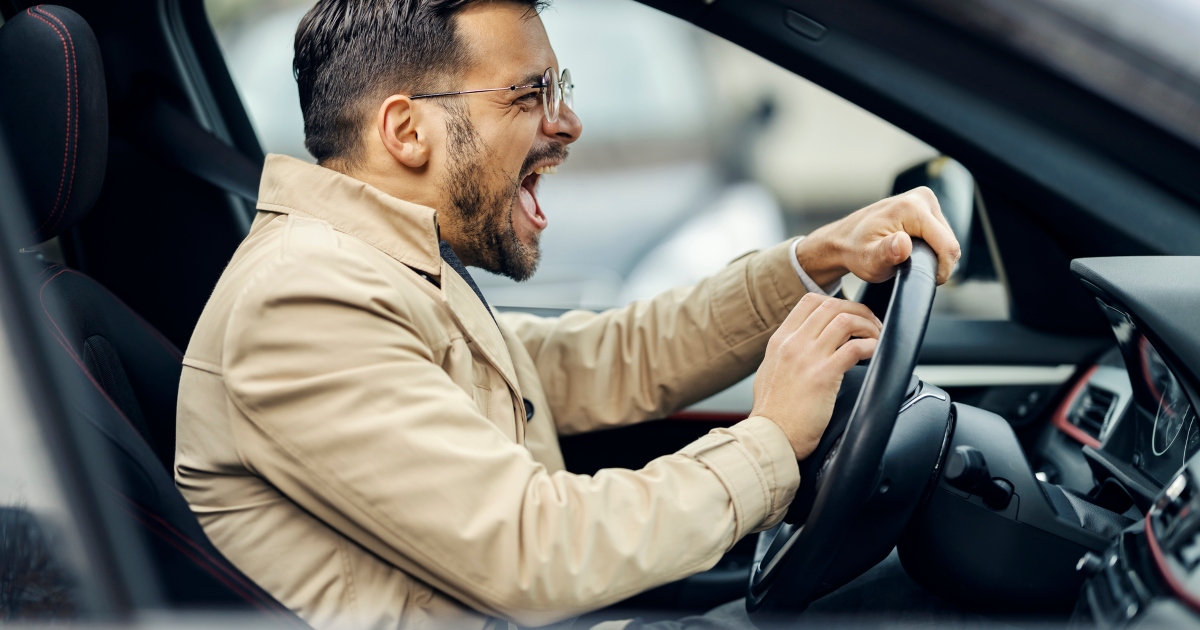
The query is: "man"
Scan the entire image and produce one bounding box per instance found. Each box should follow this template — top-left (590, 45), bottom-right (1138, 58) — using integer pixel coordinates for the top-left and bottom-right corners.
top-left (175, 0), bottom-right (961, 628)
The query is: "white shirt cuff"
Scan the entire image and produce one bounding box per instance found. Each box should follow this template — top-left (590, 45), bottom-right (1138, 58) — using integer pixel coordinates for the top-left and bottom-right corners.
top-left (790, 237), bottom-right (843, 296)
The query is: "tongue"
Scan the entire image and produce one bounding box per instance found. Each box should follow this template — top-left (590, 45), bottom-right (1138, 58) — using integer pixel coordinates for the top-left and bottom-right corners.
top-left (518, 176), bottom-right (547, 230)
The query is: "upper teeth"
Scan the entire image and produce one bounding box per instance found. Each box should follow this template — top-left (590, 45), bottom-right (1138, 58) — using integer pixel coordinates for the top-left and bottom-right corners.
top-left (535, 165), bottom-right (558, 175)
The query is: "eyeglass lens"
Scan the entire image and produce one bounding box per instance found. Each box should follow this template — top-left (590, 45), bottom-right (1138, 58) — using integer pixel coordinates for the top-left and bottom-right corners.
top-left (540, 67), bottom-right (574, 123)
top-left (561, 68), bottom-right (573, 111)
top-left (544, 67), bottom-right (561, 123)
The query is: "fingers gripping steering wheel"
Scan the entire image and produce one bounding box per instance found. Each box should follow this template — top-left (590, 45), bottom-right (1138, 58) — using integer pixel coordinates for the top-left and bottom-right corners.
top-left (745, 239), bottom-right (939, 615)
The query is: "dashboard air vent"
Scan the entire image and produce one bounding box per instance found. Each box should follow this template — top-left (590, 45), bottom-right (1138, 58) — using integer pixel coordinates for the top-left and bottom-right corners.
top-left (1070, 384), bottom-right (1116, 438)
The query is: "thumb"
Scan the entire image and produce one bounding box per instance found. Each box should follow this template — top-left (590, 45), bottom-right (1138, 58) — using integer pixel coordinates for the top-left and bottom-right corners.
top-left (889, 231), bottom-right (913, 264)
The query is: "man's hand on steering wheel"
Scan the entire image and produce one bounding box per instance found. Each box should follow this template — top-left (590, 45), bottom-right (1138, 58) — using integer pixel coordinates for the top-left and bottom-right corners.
top-left (752, 295), bottom-right (881, 460)
top-left (755, 187), bottom-right (962, 461)
top-left (794, 186), bottom-right (963, 288)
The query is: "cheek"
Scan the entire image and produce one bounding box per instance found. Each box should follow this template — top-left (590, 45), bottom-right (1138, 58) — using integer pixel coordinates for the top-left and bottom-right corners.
top-left (506, 142), bottom-right (533, 174)
top-left (494, 116), bottom-right (540, 168)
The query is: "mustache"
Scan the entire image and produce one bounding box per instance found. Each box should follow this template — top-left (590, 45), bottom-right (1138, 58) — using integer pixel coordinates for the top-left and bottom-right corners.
top-left (519, 143), bottom-right (570, 179)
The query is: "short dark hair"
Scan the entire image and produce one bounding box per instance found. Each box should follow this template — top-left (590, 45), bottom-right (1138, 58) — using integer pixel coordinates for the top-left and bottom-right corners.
top-left (294, 0), bottom-right (547, 164)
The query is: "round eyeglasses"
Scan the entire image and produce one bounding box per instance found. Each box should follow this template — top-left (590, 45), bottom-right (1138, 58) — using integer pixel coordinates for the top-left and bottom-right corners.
top-left (411, 67), bottom-right (574, 124)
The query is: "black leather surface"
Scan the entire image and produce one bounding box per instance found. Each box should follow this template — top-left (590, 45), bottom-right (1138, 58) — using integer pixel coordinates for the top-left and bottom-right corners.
top-left (1071, 256), bottom-right (1200, 388)
top-left (0, 8), bottom-right (302, 620)
top-left (1040, 481), bottom-right (1134, 539)
top-left (0, 5), bottom-right (107, 244)
top-left (38, 264), bottom-right (183, 468)
top-left (34, 262), bottom-right (305, 619)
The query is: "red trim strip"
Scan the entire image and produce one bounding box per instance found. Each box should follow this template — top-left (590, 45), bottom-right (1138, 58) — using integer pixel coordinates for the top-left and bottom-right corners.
top-left (1144, 513), bottom-right (1200, 614)
top-left (1051, 364), bottom-right (1102, 449)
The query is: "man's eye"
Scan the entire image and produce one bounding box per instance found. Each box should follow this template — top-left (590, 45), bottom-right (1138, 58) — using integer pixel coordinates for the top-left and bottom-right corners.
top-left (515, 92), bottom-right (540, 104)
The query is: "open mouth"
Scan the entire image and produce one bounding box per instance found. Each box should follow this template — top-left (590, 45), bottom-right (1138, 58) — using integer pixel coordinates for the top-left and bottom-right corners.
top-left (517, 165), bottom-right (558, 231)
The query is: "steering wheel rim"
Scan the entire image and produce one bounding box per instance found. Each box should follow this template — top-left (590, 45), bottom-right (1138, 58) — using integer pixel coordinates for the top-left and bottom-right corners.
top-left (746, 239), bottom-right (939, 614)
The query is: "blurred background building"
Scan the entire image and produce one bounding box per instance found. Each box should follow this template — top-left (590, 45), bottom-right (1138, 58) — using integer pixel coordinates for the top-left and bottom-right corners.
top-left (204, 0), bottom-right (1007, 318)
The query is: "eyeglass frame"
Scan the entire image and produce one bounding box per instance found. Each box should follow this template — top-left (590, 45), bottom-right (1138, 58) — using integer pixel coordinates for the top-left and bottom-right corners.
top-left (410, 67), bottom-right (573, 123)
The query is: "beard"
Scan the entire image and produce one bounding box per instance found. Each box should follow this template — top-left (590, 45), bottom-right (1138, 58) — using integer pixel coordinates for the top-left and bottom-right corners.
top-left (441, 106), bottom-right (564, 282)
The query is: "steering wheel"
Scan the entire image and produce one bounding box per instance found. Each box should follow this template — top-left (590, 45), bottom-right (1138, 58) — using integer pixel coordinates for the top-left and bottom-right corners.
top-left (745, 239), bottom-right (940, 615)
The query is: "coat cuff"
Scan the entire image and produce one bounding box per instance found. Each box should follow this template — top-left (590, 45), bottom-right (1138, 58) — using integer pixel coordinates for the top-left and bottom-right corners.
top-left (711, 240), bottom-right (810, 347)
top-left (678, 416), bottom-right (800, 540)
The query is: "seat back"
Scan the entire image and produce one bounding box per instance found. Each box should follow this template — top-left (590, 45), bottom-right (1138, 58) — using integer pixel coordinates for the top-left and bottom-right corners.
top-left (0, 6), bottom-right (302, 622)
top-left (37, 263), bottom-right (184, 467)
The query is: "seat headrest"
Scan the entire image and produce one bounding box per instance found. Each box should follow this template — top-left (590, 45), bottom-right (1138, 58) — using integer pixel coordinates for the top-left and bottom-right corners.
top-left (0, 5), bottom-right (107, 245)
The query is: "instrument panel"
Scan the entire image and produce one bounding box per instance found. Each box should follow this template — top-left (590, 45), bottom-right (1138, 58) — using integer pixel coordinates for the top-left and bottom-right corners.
top-left (1093, 299), bottom-right (1200, 487)
top-left (1137, 337), bottom-right (1200, 484)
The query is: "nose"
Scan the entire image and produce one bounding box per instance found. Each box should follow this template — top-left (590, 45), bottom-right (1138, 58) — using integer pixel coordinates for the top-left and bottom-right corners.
top-left (542, 102), bottom-right (582, 145)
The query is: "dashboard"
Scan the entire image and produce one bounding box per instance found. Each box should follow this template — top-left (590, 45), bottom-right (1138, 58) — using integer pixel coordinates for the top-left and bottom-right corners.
top-left (1131, 335), bottom-right (1200, 485)
top-left (1058, 318), bottom-right (1200, 491)
top-left (1064, 256), bottom-right (1200, 626)
top-left (1061, 259), bottom-right (1200, 494)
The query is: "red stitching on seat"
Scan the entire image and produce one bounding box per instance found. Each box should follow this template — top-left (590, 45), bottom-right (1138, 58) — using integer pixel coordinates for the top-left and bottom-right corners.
top-left (109, 490), bottom-right (296, 619)
top-left (34, 6), bottom-right (79, 235)
top-left (39, 269), bottom-right (152, 446)
top-left (37, 276), bottom-right (301, 626)
top-left (25, 9), bottom-right (72, 237)
top-left (109, 493), bottom-right (276, 615)
top-left (38, 277), bottom-right (295, 622)
top-left (36, 263), bottom-right (63, 284)
top-left (51, 267), bottom-right (185, 361)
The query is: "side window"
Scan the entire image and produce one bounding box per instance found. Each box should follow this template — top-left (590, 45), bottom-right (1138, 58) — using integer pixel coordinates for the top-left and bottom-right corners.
top-left (207, 0), bottom-right (1006, 319)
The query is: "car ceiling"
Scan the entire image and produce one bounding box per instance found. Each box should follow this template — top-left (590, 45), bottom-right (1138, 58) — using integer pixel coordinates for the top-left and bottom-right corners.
top-left (3, 0), bottom-right (1198, 342)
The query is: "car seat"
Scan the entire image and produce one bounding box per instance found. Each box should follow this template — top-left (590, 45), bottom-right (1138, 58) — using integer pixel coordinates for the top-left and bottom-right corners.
top-left (0, 6), bottom-right (304, 622)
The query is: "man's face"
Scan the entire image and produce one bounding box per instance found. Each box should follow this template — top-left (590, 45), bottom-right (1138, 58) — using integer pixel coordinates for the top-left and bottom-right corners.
top-left (435, 2), bottom-right (582, 281)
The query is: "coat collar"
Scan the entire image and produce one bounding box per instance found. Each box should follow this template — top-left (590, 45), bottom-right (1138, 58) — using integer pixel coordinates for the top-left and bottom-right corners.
top-left (256, 154), bottom-right (524, 423)
top-left (256, 154), bottom-right (442, 279)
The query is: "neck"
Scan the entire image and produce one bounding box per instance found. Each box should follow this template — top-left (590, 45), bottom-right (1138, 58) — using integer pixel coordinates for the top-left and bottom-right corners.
top-left (324, 154), bottom-right (482, 268)
top-left (326, 153), bottom-right (441, 214)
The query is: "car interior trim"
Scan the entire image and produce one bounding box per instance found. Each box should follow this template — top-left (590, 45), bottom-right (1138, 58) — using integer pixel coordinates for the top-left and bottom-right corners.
top-left (1144, 512), bottom-right (1200, 615)
top-left (156, 0), bottom-right (252, 232)
top-left (1051, 364), bottom-right (1103, 449)
top-left (912, 364), bottom-right (1076, 388)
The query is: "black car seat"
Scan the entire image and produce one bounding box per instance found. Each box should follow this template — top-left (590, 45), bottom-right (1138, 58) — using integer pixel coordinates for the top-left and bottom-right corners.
top-left (0, 6), bottom-right (303, 623)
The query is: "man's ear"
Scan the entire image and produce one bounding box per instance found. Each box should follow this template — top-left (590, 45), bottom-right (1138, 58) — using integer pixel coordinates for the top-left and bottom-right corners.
top-left (377, 95), bottom-right (430, 169)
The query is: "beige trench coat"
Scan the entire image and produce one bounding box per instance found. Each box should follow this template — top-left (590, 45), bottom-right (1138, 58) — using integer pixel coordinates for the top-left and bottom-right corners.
top-left (176, 155), bottom-right (806, 630)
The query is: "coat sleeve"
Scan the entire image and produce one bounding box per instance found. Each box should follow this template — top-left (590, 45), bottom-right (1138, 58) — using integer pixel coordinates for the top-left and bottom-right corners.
top-left (498, 240), bottom-right (809, 435)
top-left (221, 245), bottom-right (800, 627)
